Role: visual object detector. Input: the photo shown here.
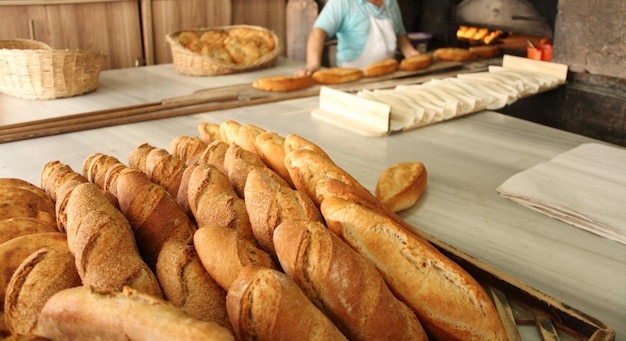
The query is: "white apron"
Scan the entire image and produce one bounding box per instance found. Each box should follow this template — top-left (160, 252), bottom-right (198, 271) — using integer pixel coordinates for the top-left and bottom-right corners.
top-left (342, 4), bottom-right (397, 69)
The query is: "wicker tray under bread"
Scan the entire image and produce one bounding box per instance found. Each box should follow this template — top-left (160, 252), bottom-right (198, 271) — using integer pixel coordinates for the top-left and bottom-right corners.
top-left (0, 39), bottom-right (105, 100)
top-left (166, 25), bottom-right (280, 77)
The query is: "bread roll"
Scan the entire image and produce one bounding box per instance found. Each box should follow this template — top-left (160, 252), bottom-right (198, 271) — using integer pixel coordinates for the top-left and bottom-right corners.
top-left (312, 67), bottom-right (364, 84)
top-left (433, 47), bottom-right (476, 61)
top-left (226, 265), bottom-right (347, 341)
top-left (399, 54), bottom-right (434, 71)
top-left (194, 226), bottom-right (278, 290)
top-left (0, 232), bottom-right (68, 314)
top-left (244, 168), bottom-right (322, 256)
top-left (273, 220), bottom-right (428, 341)
top-left (4, 248), bottom-right (81, 335)
top-left (155, 237), bottom-right (231, 328)
top-left (320, 196), bottom-right (508, 341)
top-left (364, 58), bottom-right (399, 77)
top-left (375, 161), bottom-right (427, 212)
top-left (64, 182), bottom-right (162, 297)
top-left (253, 75), bottom-right (316, 92)
top-left (469, 45), bottom-right (502, 58)
top-left (37, 286), bottom-right (235, 341)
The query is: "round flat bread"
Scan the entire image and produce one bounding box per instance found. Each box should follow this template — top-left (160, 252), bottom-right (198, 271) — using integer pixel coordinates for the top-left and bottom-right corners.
top-left (312, 67), bottom-right (364, 84)
top-left (433, 47), bottom-right (476, 62)
top-left (399, 54), bottom-right (434, 71)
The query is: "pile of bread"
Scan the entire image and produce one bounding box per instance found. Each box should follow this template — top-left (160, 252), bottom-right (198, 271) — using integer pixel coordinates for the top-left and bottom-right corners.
top-left (0, 120), bottom-right (509, 340)
top-left (456, 26), bottom-right (504, 45)
top-left (177, 27), bottom-right (277, 65)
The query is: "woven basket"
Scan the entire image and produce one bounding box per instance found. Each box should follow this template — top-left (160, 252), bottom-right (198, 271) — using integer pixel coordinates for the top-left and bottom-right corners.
top-left (167, 25), bottom-right (280, 76)
top-left (0, 39), bottom-right (106, 100)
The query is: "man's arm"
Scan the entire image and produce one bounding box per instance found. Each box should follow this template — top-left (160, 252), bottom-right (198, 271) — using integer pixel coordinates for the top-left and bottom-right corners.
top-left (296, 27), bottom-right (328, 76)
top-left (397, 34), bottom-right (420, 58)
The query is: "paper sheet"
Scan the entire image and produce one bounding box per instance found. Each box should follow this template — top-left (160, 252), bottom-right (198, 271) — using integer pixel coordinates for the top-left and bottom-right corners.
top-left (497, 143), bottom-right (626, 245)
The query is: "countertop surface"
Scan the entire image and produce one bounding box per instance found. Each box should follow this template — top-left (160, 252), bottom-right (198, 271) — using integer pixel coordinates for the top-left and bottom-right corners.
top-left (1, 61), bottom-right (624, 340)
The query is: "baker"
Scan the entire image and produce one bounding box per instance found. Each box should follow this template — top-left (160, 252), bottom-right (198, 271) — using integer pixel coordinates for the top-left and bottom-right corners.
top-left (296, 0), bottom-right (420, 76)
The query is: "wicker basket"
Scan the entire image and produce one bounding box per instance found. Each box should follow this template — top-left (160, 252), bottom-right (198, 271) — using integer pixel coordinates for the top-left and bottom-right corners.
top-left (167, 25), bottom-right (280, 76)
top-left (0, 39), bottom-right (106, 100)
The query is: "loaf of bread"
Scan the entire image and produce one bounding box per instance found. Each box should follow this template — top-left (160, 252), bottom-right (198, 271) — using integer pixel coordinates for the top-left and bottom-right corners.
top-left (399, 54), bottom-right (434, 71)
top-left (194, 140), bottom-right (230, 176)
top-left (63, 182), bottom-right (163, 297)
top-left (81, 153), bottom-right (124, 192)
top-left (226, 265), bottom-right (348, 341)
top-left (218, 120), bottom-right (241, 145)
top-left (312, 67), bottom-right (364, 84)
top-left (273, 220), bottom-right (428, 341)
top-left (0, 218), bottom-right (58, 245)
top-left (320, 196), bottom-right (508, 340)
top-left (233, 123), bottom-right (266, 157)
top-left (37, 286), bottom-right (235, 341)
top-left (364, 58), bottom-right (399, 77)
top-left (4, 247), bottom-right (81, 335)
top-left (155, 237), bottom-right (231, 328)
top-left (375, 161), bottom-right (428, 212)
top-left (253, 75), bottom-right (316, 92)
top-left (194, 225), bottom-right (278, 290)
top-left (0, 181), bottom-right (57, 232)
top-left (433, 47), bottom-right (476, 61)
top-left (283, 133), bottom-right (331, 159)
top-left (244, 168), bottom-right (322, 256)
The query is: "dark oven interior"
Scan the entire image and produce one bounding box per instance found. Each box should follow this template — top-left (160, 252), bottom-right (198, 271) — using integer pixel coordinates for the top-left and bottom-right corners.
top-left (401, 0), bottom-right (558, 55)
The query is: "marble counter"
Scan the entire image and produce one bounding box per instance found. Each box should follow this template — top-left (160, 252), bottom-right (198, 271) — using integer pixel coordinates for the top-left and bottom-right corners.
top-left (0, 63), bottom-right (624, 340)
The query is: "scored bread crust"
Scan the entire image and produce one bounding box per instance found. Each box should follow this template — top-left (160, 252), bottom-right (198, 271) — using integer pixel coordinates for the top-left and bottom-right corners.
top-left (375, 161), bottom-right (427, 212)
top-left (399, 54), bottom-right (434, 71)
top-left (364, 58), bottom-right (399, 77)
top-left (433, 47), bottom-right (476, 61)
top-left (253, 75), bottom-right (316, 92)
top-left (312, 67), bottom-right (364, 84)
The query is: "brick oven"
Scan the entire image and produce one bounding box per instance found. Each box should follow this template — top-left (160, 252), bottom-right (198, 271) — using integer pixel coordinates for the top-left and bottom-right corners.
top-left (400, 0), bottom-right (626, 146)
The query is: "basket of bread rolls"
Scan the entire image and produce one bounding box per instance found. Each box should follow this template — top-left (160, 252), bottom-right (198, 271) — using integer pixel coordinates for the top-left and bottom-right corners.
top-left (166, 25), bottom-right (280, 76)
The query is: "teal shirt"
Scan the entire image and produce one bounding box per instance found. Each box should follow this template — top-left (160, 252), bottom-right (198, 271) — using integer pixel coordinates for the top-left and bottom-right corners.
top-left (314, 0), bottom-right (406, 66)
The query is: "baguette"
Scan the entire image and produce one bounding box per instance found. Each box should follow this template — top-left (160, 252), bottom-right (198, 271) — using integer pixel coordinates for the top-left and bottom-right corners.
top-left (253, 75), bottom-right (316, 92)
top-left (273, 220), bottom-right (428, 341)
top-left (128, 143), bottom-right (187, 197)
top-left (170, 136), bottom-right (209, 166)
top-left (194, 225), bottom-right (278, 291)
top-left (226, 265), bottom-right (348, 341)
top-left (244, 168), bottom-right (322, 256)
top-left (364, 58), bottom-right (399, 77)
top-left (312, 67), bottom-right (364, 84)
top-left (320, 196), bottom-right (508, 341)
top-left (254, 131), bottom-right (293, 186)
top-left (197, 122), bottom-right (221, 144)
top-left (433, 47), bottom-right (476, 62)
top-left (283, 133), bottom-right (331, 159)
top-left (37, 286), bottom-right (235, 341)
top-left (64, 182), bottom-right (162, 297)
top-left (399, 54), bottom-right (433, 71)
top-left (4, 248), bottom-right (81, 335)
top-left (219, 120), bottom-right (242, 145)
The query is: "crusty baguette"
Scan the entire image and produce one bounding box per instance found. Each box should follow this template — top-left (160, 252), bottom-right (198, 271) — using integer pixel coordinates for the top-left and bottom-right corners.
top-left (128, 143), bottom-right (187, 197)
top-left (284, 148), bottom-right (367, 206)
top-left (244, 168), bottom-right (322, 256)
top-left (37, 286), bottom-right (235, 341)
top-left (375, 161), bottom-right (428, 212)
top-left (364, 58), bottom-right (399, 77)
top-left (170, 136), bottom-right (209, 166)
top-left (283, 133), bottom-right (331, 159)
top-left (194, 225), bottom-right (278, 291)
top-left (64, 182), bottom-right (162, 297)
top-left (233, 123), bottom-right (266, 157)
top-left (0, 232), bottom-right (68, 314)
top-left (252, 75), bottom-right (316, 92)
top-left (226, 265), bottom-right (348, 341)
top-left (254, 131), bottom-right (293, 186)
top-left (155, 237), bottom-right (231, 328)
top-left (184, 162), bottom-right (256, 242)
top-left (312, 67), bottom-right (364, 84)
top-left (195, 140), bottom-right (230, 176)
top-left (197, 122), bottom-right (221, 144)
top-left (273, 220), bottom-right (428, 341)
top-left (320, 196), bottom-right (508, 341)
top-left (4, 247), bottom-right (81, 335)
top-left (399, 54), bottom-right (433, 71)
top-left (219, 120), bottom-right (242, 145)
top-left (81, 153), bottom-right (124, 191)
